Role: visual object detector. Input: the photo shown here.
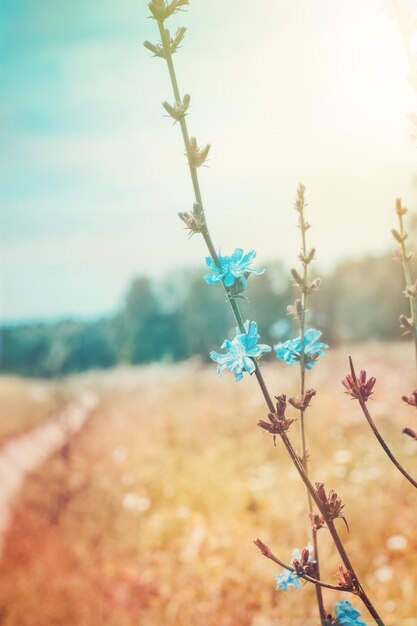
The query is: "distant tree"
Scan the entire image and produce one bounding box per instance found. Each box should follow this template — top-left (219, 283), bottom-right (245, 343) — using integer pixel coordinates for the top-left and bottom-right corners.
top-left (116, 276), bottom-right (174, 363)
top-left (315, 253), bottom-right (409, 342)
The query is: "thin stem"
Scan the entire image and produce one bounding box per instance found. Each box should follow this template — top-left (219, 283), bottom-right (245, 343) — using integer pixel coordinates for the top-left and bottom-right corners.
top-left (350, 358), bottom-right (417, 489)
top-left (397, 209), bottom-right (417, 379)
top-left (257, 544), bottom-right (353, 593)
top-left (153, 18), bottom-right (385, 626)
top-left (281, 433), bottom-right (386, 626)
top-left (296, 194), bottom-right (326, 624)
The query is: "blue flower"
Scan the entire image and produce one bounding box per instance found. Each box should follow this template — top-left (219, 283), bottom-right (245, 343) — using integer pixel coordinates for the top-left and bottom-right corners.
top-left (275, 543), bottom-right (315, 592)
top-left (274, 328), bottom-right (328, 369)
top-left (291, 543), bottom-right (316, 563)
top-left (210, 320), bottom-right (271, 382)
top-left (204, 248), bottom-right (264, 289)
top-left (334, 600), bottom-right (367, 625)
top-left (275, 569), bottom-right (300, 592)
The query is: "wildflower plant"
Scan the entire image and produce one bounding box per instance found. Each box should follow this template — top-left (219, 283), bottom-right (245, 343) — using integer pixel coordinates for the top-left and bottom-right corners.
top-left (343, 196), bottom-right (417, 488)
top-left (210, 320), bottom-right (271, 382)
top-left (204, 248), bottom-right (264, 291)
top-left (145, 2), bottom-right (386, 624)
top-left (275, 328), bottom-right (328, 369)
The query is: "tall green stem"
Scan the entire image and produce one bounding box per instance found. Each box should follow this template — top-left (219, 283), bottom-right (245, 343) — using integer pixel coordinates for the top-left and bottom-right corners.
top-left (295, 194), bottom-right (326, 624)
top-left (397, 209), bottom-right (417, 380)
top-left (153, 17), bottom-right (385, 625)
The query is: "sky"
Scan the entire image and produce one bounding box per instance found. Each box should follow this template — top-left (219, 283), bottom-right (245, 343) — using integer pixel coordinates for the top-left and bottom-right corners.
top-left (1, 0), bottom-right (416, 322)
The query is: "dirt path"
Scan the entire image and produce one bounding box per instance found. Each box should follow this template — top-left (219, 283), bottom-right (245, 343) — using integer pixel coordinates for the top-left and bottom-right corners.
top-left (0, 391), bottom-right (98, 556)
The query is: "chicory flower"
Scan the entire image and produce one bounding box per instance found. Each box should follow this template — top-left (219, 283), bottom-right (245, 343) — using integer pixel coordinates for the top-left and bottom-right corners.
top-left (210, 320), bottom-right (271, 382)
top-left (204, 248), bottom-right (264, 290)
top-left (275, 328), bottom-right (328, 369)
top-left (334, 600), bottom-right (367, 625)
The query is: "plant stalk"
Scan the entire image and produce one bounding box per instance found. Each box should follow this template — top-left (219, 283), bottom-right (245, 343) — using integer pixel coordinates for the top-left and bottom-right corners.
top-left (154, 17), bottom-right (386, 625)
top-left (350, 359), bottom-right (417, 489)
top-left (296, 197), bottom-right (326, 624)
top-left (397, 210), bottom-right (417, 379)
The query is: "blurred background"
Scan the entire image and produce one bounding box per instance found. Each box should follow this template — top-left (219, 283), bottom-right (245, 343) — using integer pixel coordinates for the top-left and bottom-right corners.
top-left (1, 1), bottom-right (417, 625)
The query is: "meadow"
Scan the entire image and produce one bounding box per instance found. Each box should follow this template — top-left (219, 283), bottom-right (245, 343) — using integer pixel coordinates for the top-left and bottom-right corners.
top-left (1, 342), bottom-right (416, 625)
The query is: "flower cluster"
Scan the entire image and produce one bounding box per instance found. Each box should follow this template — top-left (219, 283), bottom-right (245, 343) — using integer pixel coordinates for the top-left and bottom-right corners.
top-left (148, 0), bottom-right (189, 22)
top-left (343, 368), bottom-right (376, 403)
top-left (258, 394), bottom-right (295, 438)
top-left (275, 569), bottom-right (300, 592)
top-left (204, 248), bottom-right (264, 291)
top-left (210, 321), bottom-right (271, 382)
top-left (275, 328), bottom-right (328, 369)
top-left (315, 482), bottom-right (346, 524)
top-left (275, 544), bottom-right (316, 592)
top-left (334, 600), bottom-right (367, 625)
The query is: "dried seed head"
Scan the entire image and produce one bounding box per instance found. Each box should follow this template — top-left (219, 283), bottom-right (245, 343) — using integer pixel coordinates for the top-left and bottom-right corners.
top-left (148, 0), bottom-right (189, 22)
top-left (299, 248), bottom-right (316, 265)
top-left (144, 26), bottom-right (186, 58)
top-left (300, 548), bottom-right (310, 567)
top-left (403, 427), bottom-right (417, 440)
top-left (260, 394), bottom-right (295, 437)
top-left (315, 482), bottom-right (346, 523)
top-left (170, 26), bottom-right (187, 52)
top-left (295, 298), bottom-right (303, 319)
top-left (178, 205), bottom-right (205, 236)
top-left (188, 137), bottom-right (211, 168)
top-left (162, 93), bottom-right (191, 121)
top-left (399, 314), bottom-right (413, 335)
top-left (402, 390), bottom-right (417, 407)
top-left (288, 388), bottom-right (316, 411)
top-left (395, 198), bottom-right (408, 216)
top-left (309, 512), bottom-right (325, 531)
top-left (293, 547), bottom-right (318, 579)
top-left (291, 268), bottom-right (304, 287)
top-left (308, 277), bottom-right (321, 293)
top-left (337, 565), bottom-right (355, 589)
top-left (404, 280), bottom-right (417, 298)
top-left (253, 538), bottom-right (271, 557)
top-left (342, 359), bottom-right (376, 402)
top-left (392, 228), bottom-right (407, 244)
top-left (274, 394), bottom-right (287, 418)
top-left (294, 183), bottom-right (306, 213)
top-left (143, 39), bottom-right (166, 58)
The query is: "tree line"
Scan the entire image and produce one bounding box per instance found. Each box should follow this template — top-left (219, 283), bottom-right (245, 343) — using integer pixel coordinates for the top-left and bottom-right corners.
top-left (1, 252), bottom-right (412, 378)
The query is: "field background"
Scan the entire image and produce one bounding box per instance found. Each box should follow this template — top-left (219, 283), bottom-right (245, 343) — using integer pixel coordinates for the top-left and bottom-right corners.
top-left (1, 343), bottom-right (417, 626)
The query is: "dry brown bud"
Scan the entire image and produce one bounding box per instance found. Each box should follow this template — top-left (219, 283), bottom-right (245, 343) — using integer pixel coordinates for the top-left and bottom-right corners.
top-left (403, 427), bottom-right (417, 440)
top-left (342, 367), bottom-right (376, 402)
top-left (288, 389), bottom-right (316, 411)
top-left (337, 565), bottom-right (355, 589)
top-left (309, 512), bottom-right (325, 531)
top-left (402, 390), bottom-right (417, 407)
top-left (253, 538), bottom-right (271, 557)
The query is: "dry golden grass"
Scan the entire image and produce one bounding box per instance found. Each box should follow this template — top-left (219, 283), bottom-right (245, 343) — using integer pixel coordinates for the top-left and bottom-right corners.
top-left (0, 343), bottom-right (417, 625)
top-left (0, 377), bottom-right (71, 442)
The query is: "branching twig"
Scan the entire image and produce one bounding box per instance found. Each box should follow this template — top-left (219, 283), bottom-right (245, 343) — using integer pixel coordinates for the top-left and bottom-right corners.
top-left (291, 185), bottom-right (326, 624)
top-left (254, 538), bottom-right (353, 593)
top-left (346, 357), bottom-right (417, 490)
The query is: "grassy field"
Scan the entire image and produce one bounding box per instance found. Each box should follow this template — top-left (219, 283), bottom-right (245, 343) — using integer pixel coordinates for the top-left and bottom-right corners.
top-left (0, 377), bottom-right (71, 442)
top-left (0, 343), bottom-right (417, 625)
